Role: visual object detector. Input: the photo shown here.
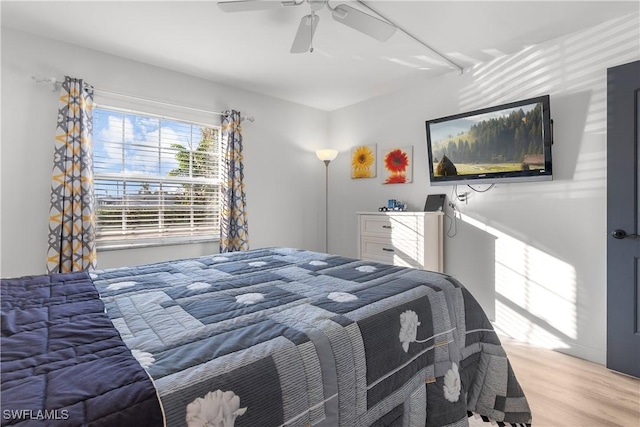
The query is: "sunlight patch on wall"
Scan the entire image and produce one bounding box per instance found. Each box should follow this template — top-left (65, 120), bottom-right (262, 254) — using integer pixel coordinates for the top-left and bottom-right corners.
top-left (460, 213), bottom-right (576, 349)
top-left (560, 16), bottom-right (638, 134)
top-left (461, 46), bottom-right (561, 110)
top-left (458, 12), bottom-right (639, 122)
top-left (495, 233), bottom-right (577, 342)
top-left (494, 300), bottom-right (570, 350)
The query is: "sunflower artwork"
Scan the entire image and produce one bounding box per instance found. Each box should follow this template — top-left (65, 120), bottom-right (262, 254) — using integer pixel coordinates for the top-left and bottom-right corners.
top-left (351, 144), bottom-right (376, 179)
top-left (382, 146), bottom-right (413, 184)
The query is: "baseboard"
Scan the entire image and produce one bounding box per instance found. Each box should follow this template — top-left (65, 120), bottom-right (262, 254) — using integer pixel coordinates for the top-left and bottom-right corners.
top-left (492, 323), bottom-right (606, 366)
top-left (553, 343), bottom-right (606, 366)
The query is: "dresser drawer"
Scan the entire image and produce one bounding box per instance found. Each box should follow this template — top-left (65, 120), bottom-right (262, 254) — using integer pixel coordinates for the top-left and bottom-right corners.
top-left (360, 237), bottom-right (423, 268)
top-left (360, 214), bottom-right (419, 238)
top-left (357, 212), bottom-right (444, 273)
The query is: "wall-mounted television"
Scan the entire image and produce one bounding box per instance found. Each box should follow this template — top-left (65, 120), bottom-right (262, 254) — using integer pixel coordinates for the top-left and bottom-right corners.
top-left (425, 95), bottom-right (552, 186)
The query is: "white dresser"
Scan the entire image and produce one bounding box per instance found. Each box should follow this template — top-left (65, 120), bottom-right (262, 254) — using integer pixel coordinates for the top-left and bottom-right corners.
top-left (356, 211), bottom-right (444, 272)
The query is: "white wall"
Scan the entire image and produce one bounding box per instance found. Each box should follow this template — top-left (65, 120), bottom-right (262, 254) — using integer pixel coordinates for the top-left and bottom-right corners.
top-left (328, 12), bottom-right (640, 364)
top-left (1, 28), bottom-right (329, 276)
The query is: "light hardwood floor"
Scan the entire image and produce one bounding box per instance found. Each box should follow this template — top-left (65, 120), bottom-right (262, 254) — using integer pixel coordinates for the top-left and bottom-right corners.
top-left (500, 337), bottom-right (640, 427)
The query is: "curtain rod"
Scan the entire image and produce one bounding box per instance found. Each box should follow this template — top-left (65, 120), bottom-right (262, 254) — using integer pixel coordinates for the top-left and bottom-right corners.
top-left (31, 75), bottom-right (255, 123)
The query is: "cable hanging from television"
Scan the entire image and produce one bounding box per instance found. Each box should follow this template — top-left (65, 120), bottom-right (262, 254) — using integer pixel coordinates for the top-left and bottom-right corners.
top-left (467, 183), bottom-right (495, 193)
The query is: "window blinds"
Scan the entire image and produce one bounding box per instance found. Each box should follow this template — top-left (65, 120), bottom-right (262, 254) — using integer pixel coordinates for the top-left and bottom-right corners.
top-left (93, 108), bottom-right (221, 247)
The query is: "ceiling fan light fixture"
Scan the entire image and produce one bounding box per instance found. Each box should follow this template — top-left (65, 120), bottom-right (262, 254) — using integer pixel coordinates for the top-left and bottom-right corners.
top-left (308, 0), bottom-right (326, 12)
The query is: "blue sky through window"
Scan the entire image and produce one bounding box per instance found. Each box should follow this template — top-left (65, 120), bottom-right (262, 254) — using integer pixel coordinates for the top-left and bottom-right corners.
top-left (93, 108), bottom-right (209, 197)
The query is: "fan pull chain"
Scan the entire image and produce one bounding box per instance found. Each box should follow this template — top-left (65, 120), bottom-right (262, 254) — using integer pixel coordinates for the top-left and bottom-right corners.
top-left (309, 11), bottom-right (315, 52)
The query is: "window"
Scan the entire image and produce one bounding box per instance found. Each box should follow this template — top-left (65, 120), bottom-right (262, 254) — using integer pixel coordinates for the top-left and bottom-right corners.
top-left (93, 107), bottom-right (221, 248)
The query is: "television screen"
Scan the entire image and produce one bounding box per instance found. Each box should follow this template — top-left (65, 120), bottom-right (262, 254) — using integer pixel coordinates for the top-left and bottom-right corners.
top-left (425, 95), bottom-right (552, 186)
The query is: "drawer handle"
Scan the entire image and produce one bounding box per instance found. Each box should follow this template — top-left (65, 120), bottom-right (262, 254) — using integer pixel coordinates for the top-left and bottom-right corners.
top-left (382, 248), bottom-right (395, 252)
top-left (382, 225), bottom-right (392, 229)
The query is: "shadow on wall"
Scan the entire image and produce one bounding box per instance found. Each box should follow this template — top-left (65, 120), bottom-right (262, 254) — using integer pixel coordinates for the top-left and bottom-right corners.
top-left (458, 213), bottom-right (576, 352)
top-left (445, 219), bottom-right (496, 321)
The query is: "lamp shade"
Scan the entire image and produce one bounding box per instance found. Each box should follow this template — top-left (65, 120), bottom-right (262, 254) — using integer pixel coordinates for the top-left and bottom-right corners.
top-left (316, 149), bottom-right (338, 162)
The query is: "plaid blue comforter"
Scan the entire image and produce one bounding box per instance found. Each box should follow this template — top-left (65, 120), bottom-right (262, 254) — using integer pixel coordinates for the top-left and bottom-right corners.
top-left (91, 247), bottom-right (531, 427)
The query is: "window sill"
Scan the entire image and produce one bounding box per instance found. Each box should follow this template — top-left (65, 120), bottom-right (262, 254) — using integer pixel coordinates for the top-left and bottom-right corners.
top-left (97, 237), bottom-right (219, 252)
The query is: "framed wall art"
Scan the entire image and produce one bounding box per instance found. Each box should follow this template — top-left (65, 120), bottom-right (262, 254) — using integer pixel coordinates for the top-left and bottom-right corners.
top-left (382, 146), bottom-right (413, 184)
top-left (351, 144), bottom-right (376, 179)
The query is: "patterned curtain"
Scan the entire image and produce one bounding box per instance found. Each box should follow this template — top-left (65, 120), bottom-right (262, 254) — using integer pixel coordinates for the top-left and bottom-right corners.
top-left (46, 77), bottom-right (96, 273)
top-left (220, 110), bottom-right (249, 252)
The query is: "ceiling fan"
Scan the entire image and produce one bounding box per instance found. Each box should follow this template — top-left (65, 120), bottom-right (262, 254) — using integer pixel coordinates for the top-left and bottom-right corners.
top-left (217, 0), bottom-right (397, 53)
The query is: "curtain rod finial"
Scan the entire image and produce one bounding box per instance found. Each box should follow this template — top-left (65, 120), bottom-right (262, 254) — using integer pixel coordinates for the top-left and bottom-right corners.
top-left (32, 74), bottom-right (59, 91)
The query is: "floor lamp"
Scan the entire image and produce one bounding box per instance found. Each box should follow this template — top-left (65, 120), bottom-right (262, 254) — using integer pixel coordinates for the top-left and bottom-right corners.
top-left (316, 149), bottom-right (338, 253)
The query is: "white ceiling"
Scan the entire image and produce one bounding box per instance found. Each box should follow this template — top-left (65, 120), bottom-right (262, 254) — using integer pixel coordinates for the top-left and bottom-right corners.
top-left (2, 1), bottom-right (638, 111)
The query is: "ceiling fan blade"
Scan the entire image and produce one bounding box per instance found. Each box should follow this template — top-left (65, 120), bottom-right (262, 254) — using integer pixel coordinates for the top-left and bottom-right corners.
top-left (218, 0), bottom-right (296, 13)
top-left (290, 14), bottom-right (320, 54)
top-left (331, 4), bottom-right (396, 41)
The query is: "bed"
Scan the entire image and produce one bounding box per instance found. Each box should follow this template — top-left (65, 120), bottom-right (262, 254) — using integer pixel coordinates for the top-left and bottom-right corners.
top-left (1, 247), bottom-right (532, 427)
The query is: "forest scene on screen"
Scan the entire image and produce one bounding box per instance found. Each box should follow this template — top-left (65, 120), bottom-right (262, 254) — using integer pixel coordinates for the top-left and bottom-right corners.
top-left (430, 102), bottom-right (544, 177)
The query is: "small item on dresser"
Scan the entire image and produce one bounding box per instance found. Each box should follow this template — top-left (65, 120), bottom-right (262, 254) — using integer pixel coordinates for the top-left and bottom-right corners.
top-left (385, 199), bottom-right (406, 211)
top-left (424, 194), bottom-right (446, 212)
